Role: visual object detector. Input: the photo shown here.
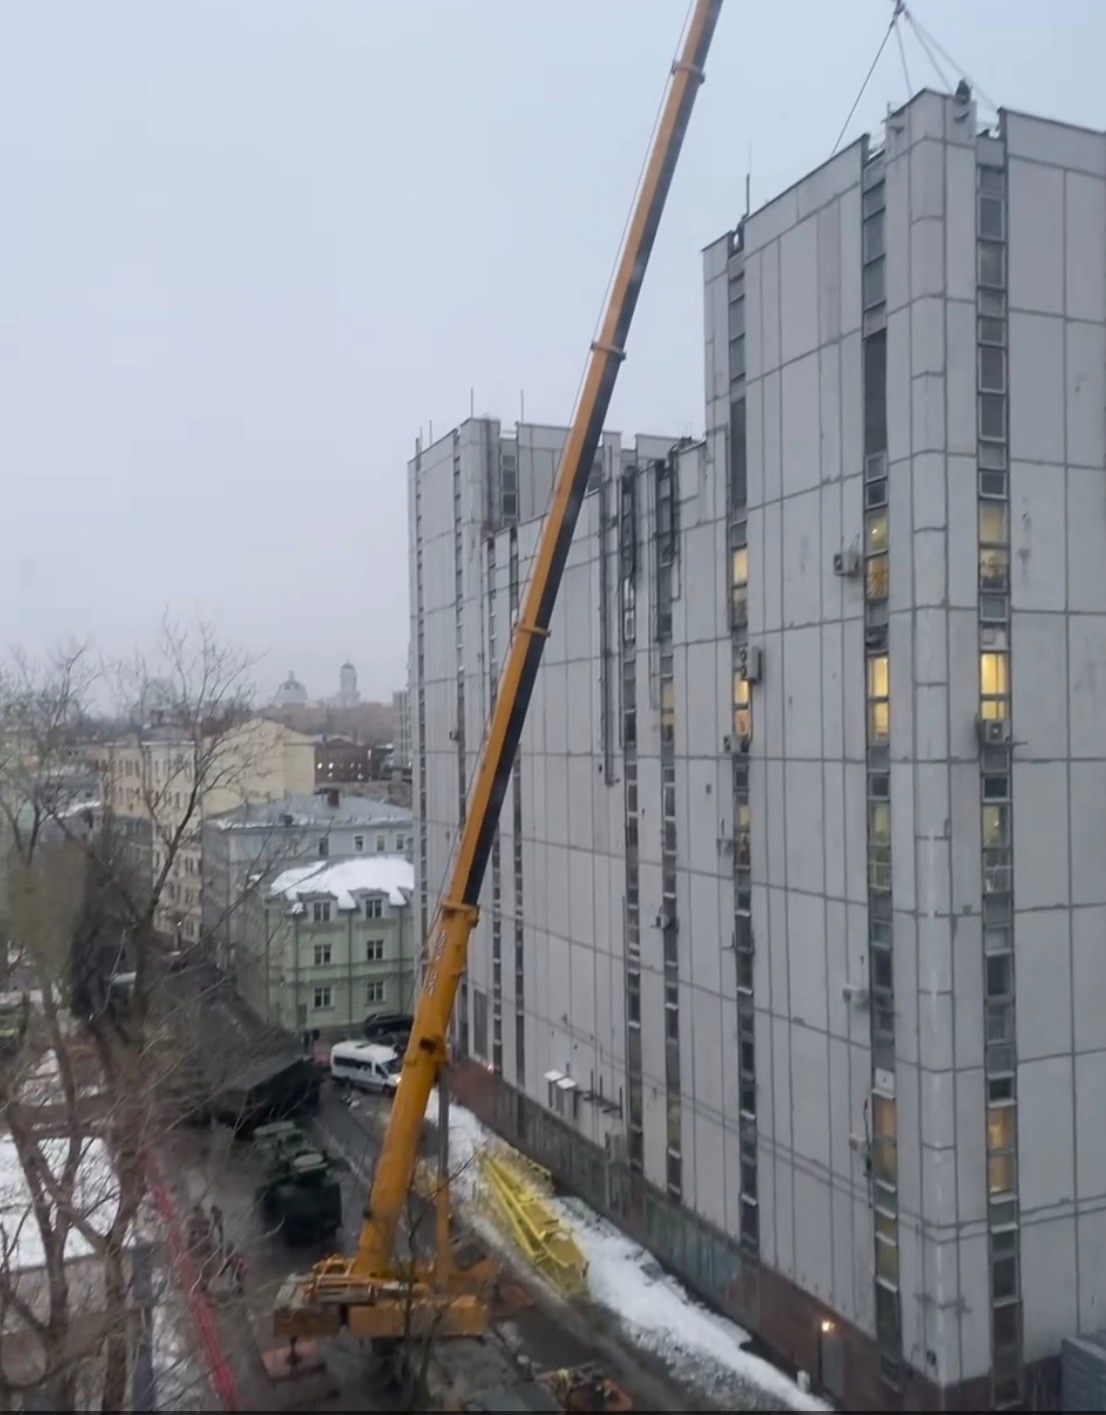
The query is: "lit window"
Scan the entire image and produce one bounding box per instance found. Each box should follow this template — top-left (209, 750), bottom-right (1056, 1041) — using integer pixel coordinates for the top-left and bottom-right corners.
top-left (661, 679), bottom-right (675, 742)
top-left (732, 546), bottom-right (749, 626)
top-left (982, 804), bottom-right (1009, 848)
top-left (733, 673), bottom-right (751, 741)
top-left (979, 502), bottom-right (1009, 591)
top-left (867, 654), bottom-right (890, 742)
top-left (866, 508), bottom-right (888, 555)
top-left (980, 545), bottom-right (1009, 591)
top-left (872, 1093), bottom-right (897, 1184)
top-left (980, 652), bottom-right (1009, 718)
top-left (979, 501), bottom-right (1008, 544)
top-left (866, 554), bottom-right (889, 601)
top-left (987, 1103), bottom-right (1017, 1197)
top-left (869, 801), bottom-right (891, 844)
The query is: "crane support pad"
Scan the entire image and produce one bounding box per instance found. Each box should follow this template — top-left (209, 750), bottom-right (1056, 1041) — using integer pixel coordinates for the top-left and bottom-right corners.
top-left (476, 1148), bottom-right (589, 1299)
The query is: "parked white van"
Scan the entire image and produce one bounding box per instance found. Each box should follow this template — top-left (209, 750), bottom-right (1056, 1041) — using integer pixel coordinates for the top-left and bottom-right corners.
top-left (329, 1040), bottom-right (401, 1095)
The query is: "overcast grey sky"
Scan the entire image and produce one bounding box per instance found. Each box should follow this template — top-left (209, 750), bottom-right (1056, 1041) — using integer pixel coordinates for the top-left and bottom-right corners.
top-left (2, 1), bottom-right (1100, 702)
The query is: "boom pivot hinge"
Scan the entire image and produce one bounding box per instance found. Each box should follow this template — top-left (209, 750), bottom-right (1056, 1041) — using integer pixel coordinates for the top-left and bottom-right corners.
top-left (439, 898), bottom-right (480, 926)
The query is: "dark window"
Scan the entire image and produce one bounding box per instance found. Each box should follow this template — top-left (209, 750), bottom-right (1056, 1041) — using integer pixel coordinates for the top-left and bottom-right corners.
top-left (979, 242), bottom-right (1006, 289)
top-left (730, 399), bottom-right (747, 509)
top-left (980, 393), bottom-right (1007, 441)
top-left (864, 333), bottom-right (888, 456)
top-left (863, 208), bottom-right (886, 262)
top-left (473, 988), bottom-right (488, 1060)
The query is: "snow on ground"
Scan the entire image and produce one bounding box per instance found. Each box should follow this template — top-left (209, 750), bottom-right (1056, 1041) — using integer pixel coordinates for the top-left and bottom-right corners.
top-left (151, 1296), bottom-right (209, 1412)
top-left (0, 1133), bottom-right (118, 1270)
top-left (424, 1089), bottom-right (830, 1413)
top-left (425, 1087), bottom-right (483, 1199)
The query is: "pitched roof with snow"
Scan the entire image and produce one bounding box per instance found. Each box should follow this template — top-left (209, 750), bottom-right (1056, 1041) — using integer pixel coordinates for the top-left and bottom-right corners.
top-left (267, 855), bottom-right (414, 911)
top-left (210, 792), bottom-right (412, 831)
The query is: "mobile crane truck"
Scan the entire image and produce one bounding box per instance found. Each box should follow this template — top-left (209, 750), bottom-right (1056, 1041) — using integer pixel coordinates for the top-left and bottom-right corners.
top-left (274, 1), bottom-right (724, 1406)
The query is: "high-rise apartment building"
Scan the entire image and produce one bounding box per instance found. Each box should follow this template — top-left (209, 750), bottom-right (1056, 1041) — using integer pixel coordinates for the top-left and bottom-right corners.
top-left (410, 90), bottom-right (1106, 1411)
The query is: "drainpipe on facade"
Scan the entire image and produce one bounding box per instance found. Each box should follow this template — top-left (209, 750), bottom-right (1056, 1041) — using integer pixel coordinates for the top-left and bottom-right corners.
top-left (293, 915), bottom-right (299, 1037)
top-left (397, 898), bottom-right (408, 1011)
top-left (347, 910), bottom-right (353, 1034)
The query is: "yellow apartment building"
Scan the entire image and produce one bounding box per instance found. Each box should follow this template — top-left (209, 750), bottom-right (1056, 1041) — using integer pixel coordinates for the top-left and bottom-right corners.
top-left (89, 717), bottom-right (314, 945)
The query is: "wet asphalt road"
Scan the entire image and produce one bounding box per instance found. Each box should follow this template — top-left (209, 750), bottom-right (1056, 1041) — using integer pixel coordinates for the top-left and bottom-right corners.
top-left (152, 959), bottom-right (715, 1412)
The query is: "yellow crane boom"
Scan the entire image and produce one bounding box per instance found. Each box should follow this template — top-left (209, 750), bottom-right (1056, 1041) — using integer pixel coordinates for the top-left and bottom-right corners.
top-left (276, 0), bottom-right (723, 1344)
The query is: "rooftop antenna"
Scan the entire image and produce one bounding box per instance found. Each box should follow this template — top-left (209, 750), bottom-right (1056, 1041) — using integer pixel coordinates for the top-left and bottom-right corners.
top-left (429, 419), bottom-right (433, 444)
top-left (470, 387), bottom-right (475, 419)
top-left (520, 390), bottom-right (525, 425)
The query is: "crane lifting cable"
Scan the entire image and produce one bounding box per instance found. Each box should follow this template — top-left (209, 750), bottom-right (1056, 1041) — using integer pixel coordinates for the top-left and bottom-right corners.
top-left (830, 3), bottom-right (902, 157)
top-left (902, 4), bottom-right (999, 117)
top-left (832, 0), bottom-right (1000, 161)
top-left (273, 0), bottom-right (725, 1352)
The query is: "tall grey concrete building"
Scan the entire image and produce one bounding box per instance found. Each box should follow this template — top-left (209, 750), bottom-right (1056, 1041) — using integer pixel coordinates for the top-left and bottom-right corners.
top-left (410, 90), bottom-right (1106, 1412)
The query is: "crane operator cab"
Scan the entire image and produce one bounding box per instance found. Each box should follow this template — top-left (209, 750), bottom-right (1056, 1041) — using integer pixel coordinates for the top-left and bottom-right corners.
top-left (329, 1040), bottom-right (401, 1096)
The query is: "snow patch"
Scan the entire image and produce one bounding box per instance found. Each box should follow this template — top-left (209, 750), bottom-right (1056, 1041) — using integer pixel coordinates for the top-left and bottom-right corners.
top-left (0, 1134), bottom-right (118, 1272)
top-left (426, 1093), bottom-right (829, 1413)
top-left (561, 1199), bottom-right (830, 1411)
top-left (424, 1087), bottom-right (484, 1199)
top-left (268, 854), bottom-right (413, 910)
top-left (152, 1298), bottom-right (208, 1411)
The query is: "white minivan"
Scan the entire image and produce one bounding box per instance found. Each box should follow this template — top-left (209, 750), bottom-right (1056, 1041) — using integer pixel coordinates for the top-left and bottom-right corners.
top-left (330, 1040), bottom-right (401, 1095)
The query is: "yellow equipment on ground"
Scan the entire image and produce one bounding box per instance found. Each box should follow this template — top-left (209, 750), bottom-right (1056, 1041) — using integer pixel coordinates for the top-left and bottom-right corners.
top-left (476, 1147), bottom-right (588, 1299)
top-left (273, 0), bottom-right (724, 1351)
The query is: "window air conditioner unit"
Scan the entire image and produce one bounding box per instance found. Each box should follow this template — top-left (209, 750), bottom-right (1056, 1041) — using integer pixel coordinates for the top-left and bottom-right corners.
top-left (737, 643), bottom-right (762, 683)
top-left (977, 717), bottom-right (1012, 747)
top-left (833, 547), bottom-right (861, 578)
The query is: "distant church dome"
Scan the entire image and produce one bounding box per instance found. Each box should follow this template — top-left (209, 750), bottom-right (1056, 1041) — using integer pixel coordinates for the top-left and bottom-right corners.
top-left (275, 669), bottom-right (308, 708)
top-left (336, 662), bottom-right (360, 708)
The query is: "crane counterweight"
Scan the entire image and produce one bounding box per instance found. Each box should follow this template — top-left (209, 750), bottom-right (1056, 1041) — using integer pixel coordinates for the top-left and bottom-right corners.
top-left (275, 0), bottom-right (724, 1360)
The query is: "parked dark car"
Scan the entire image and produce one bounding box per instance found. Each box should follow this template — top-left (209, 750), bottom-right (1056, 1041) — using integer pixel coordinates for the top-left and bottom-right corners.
top-left (362, 1011), bottom-right (414, 1048)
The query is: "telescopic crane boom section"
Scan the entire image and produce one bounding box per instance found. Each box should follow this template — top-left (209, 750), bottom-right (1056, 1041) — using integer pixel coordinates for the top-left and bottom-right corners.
top-left (276, 0), bottom-right (723, 1342)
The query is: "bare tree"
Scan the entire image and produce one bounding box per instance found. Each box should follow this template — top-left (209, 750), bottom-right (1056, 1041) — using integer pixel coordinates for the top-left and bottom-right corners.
top-left (0, 620), bottom-right (296, 1411)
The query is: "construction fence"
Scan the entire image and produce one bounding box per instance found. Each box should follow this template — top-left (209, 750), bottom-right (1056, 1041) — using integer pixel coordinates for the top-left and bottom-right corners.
top-left (451, 1064), bottom-right (745, 1315)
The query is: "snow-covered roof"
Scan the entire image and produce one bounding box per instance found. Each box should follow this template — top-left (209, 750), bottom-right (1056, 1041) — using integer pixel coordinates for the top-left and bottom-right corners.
top-left (210, 792), bottom-right (412, 831)
top-left (268, 855), bottom-right (414, 911)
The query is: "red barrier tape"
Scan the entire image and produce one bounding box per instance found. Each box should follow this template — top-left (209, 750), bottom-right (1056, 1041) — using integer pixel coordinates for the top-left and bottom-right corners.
top-left (145, 1153), bottom-right (241, 1411)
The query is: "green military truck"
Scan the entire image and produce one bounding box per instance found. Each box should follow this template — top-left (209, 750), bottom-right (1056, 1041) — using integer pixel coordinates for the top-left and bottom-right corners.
top-left (252, 1120), bottom-right (342, 1246)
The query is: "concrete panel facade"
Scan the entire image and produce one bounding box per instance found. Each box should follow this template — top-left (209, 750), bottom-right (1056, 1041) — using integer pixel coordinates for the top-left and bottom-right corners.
top-left (408, 89), bottom-right (1106, 1415)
